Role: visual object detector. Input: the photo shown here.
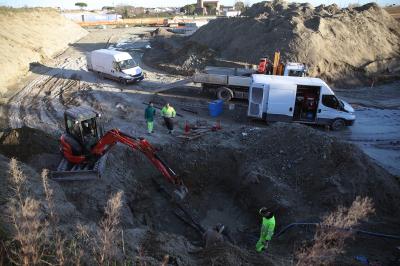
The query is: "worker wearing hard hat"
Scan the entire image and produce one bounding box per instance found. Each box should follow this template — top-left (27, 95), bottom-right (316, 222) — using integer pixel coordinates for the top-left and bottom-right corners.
top-left (256, 207), bottom-right (276, 253)
top-left (161, 103), bottom-right (176, 134)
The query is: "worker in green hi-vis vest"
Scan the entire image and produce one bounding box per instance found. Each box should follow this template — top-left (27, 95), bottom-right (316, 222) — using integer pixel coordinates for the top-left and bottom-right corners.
top-left (256, 207), bottom-right (276, 253)
top-left (144, 102), bottom-right (156, 134)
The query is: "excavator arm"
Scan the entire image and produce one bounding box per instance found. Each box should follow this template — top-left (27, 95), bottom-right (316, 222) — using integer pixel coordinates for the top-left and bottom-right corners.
top-left (91, 129), bottom-right (187, 197)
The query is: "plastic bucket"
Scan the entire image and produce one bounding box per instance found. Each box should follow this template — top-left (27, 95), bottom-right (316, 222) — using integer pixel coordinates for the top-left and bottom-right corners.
top-left (209, 100), bottom-right (223, 117)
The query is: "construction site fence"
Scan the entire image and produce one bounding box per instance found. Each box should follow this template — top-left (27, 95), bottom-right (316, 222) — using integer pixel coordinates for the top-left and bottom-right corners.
top-left (78, 17), bottom-right (167, 27)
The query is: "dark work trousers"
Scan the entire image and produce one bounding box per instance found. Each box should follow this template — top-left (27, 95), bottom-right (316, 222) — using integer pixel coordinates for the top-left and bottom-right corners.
top-left (163, 117), bottom-right (174, 131)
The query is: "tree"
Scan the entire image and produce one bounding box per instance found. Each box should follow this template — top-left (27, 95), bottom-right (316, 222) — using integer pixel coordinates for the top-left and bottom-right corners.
top-left (234, 1), bottom-right (245, 12)
top-left (75, 2), bottom-right (87, 10)
top-left (181, 4), bottom-right (196, 15)
top-left (102, 6), bottom-right (114, 11)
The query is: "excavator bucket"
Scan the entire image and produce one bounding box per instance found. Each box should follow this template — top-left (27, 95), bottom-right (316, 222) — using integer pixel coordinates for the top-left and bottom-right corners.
top-left (50, 156), bottom-right (107, 181)
top-left (174, 184), bottom-right (189, 200)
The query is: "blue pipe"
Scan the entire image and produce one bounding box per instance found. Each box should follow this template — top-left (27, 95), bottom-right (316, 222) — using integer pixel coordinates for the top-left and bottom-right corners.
top-left (275, 222), bottom-right (400, 240)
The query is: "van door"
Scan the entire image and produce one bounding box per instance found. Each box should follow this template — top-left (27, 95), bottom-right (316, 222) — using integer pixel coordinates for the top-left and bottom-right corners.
top-left (248, 83), bottom-right (269, 118)
top-left (111, 61), bottom-right (121, 78)
top-left (266, 83), bottom-right (297, 122)
top-left (317, 94), bottom-right (344, 124)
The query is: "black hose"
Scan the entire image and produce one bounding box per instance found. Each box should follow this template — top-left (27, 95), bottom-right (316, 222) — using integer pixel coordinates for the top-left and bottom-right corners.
top-left (275, 222), bottom-right (400, 240)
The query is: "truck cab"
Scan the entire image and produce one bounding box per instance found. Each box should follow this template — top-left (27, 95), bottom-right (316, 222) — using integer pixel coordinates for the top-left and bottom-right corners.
top-left (283, 63), bottom-right (308, 77)
top-left (248, 75), bottom-right (355, 130)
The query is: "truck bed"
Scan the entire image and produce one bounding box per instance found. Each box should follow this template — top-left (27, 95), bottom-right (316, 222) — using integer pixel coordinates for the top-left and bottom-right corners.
top-left (204, 66), bottom-right (256, 76)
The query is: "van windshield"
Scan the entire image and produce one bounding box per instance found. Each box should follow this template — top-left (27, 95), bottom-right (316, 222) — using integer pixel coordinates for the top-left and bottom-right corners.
top-left (118, 59), bottom-right (137, 70)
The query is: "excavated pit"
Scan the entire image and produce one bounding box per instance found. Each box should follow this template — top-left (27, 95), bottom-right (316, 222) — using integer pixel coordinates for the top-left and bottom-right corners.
top-left (0, 126), bottom-right (59, 171)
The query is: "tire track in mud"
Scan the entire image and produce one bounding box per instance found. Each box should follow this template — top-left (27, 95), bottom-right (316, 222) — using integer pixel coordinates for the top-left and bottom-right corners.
top-left (8, 59), bottom-right (86, 134)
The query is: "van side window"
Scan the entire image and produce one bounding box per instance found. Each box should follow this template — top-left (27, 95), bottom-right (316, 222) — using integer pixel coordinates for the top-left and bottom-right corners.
top-left (322, 95), bottom-right (340, 109)
top-left (112, 61), bottom-right (121, 72)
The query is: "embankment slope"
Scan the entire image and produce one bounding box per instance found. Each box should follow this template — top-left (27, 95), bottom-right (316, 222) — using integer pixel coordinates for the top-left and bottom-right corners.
top-left (0, 8), bottom-right (87, 93)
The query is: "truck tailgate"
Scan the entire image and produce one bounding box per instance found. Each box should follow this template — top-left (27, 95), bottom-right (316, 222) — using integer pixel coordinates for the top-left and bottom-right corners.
top-left (228, 76), bottom-right (251, 87)
top-left (193, 73), bottom-right (228, 85)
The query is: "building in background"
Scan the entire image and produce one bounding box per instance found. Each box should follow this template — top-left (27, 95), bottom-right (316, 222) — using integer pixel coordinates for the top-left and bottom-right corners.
top-left (196, 0), bottom-right (221, 15)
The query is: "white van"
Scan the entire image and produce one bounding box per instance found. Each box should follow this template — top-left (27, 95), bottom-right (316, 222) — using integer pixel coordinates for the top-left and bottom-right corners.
top-left (247, 74), bottom-right (355, 130)
top-left (87, 49), bottom-right (144, 84)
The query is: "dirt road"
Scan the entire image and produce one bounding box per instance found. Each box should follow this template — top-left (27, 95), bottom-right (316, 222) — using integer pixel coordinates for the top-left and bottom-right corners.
top-left (334, 84), bottom-right (400, 176)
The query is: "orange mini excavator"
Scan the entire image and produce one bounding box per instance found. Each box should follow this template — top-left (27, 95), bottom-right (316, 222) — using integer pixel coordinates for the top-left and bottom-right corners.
top-left (52, 106), bottom-right (188, 199)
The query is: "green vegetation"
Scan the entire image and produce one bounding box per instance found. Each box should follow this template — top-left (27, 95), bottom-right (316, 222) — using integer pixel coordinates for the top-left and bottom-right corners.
top-left (74, 2), bottom-right (87, 10)
top-left (181, 3), bottom-right (197, 15)
top-left (234, 1), bottom-right (246, 12)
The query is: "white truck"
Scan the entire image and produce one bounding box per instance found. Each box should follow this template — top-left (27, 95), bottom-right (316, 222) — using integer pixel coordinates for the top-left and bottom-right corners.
top-left (87, 49), bottom-right (144, 84)
top-left (247, 74), bottom-right (355, 130)
top-left (193, 63), bottom-right (308, 101)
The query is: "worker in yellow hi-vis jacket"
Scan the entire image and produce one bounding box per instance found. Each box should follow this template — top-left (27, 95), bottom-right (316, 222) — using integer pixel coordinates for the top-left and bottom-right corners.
top-left (161, 103), bottom-right (176, 134)
top-left (256, 207), bottom-right (276, 252)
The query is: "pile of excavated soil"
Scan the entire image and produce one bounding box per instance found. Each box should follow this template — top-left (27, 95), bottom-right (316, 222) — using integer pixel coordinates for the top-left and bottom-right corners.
top-left (0, 126), bottom-right (58, 162)
top-left (160, 123), bottom-right (400, 223)
top-left (179, 1), bottom-right (400, 86)
top-left (143, 38), bottom-right (216, 75)
top-left (0, 126), bottom-right (59, 172)
top-left (150, 27), bottom-right (174, 37)
top-left (0, 7), bottom-right (87, 93)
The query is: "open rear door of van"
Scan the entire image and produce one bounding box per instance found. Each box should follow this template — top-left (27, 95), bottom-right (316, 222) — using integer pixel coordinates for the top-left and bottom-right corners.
top-left (248, 83), bottom-right (269, 118)
top-left (266, 82), bottom-right (297, 122)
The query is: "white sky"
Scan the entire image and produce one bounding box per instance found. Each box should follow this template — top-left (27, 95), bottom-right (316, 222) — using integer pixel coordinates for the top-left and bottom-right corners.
top-left (0, 0), bottom-right (398, 9)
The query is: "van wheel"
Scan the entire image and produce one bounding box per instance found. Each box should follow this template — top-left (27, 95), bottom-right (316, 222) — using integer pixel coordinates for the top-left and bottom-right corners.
top-left (331, 119), bottom-right (345, 131)
top-left (217, 87), bottom-right (233, 101)
top-left (119, 78), bottom-right (127, 85)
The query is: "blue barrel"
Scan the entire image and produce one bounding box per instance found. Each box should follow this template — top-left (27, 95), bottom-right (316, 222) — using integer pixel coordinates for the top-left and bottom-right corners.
top-left (209, 100), bottom-right (223, 117)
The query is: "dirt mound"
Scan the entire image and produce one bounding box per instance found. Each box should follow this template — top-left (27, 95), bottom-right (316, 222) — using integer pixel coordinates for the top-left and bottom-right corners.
top-left (0, 7), bottom-right (87, 92)
top-left (159, 123), bottom-right (400, 224)
top-left (185, 1), bottom-right (400, 86)
top-left (143, 39), bottom-right (216, 75)
top-left (150, 27), bottom-right (174, 37)
top-left (0, 126), bottom-right (58, 162)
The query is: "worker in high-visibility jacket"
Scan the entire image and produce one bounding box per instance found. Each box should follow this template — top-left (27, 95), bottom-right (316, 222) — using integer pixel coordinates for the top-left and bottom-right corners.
top-left (144, 102), bottom-right (156, 134)
top-left (161, 103), bottom-right (176, 134)
top-left (256, 207), bottom-right (276, 253)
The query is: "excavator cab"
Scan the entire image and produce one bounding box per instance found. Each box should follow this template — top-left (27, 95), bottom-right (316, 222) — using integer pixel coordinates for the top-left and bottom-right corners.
top-left (64, 106), bottom-right (103, 151)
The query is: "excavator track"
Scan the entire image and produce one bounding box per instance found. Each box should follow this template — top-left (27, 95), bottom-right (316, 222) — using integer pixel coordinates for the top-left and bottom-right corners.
top-left (50, 155), bottom-right (108, 181)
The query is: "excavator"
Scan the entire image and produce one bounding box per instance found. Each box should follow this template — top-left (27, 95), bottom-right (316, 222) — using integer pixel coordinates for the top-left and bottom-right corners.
top-left (257, 51), bottom-right (308, 77)
top-left (51, 106), bottom-right (188, 199)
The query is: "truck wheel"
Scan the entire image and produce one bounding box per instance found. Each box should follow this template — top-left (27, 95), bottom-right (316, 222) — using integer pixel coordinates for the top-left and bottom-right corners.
top-left (331, 119), bottom-right (345, 131)
top-left (217, 87), bottom-right (234, 101)
top-left (97, 72), bottom-right (104, 79)
top-left (119, 78), bottom-right (127, 85)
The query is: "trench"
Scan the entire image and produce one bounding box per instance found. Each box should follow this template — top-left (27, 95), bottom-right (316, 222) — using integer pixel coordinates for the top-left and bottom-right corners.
top-left (125, 145), bottom-right (260, 248)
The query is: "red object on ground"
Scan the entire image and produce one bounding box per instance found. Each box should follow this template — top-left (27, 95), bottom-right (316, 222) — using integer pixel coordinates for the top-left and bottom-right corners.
top-left (212, 120), bottom-right (222, 131)
top-left (184, 121), bottom-right (190, 134)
